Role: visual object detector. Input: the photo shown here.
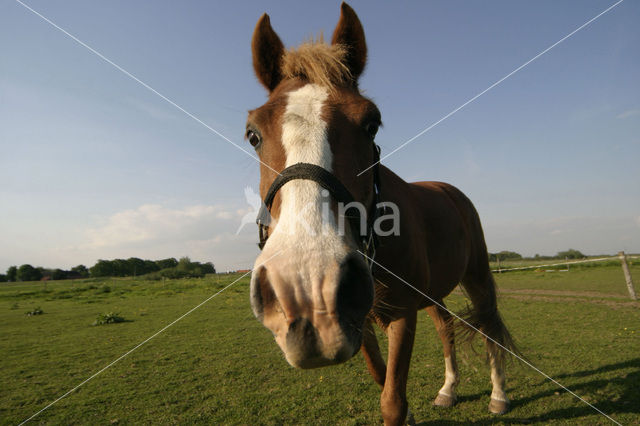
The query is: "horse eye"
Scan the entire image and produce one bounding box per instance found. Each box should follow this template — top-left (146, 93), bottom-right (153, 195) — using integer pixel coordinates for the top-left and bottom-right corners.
top-left (246, 129), bottom-right (262, 148)
top-left (365, 122), bottom-right (379, 139)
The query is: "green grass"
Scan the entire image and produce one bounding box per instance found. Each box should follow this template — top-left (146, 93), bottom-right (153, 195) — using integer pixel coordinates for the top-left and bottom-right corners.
top-left (493, 264), bottom-right (640, 296)
top-left (1, 265), bottom-right (639, 425)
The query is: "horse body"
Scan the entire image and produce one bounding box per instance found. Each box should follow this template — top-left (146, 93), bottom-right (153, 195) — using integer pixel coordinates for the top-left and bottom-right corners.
top-left (364, 167), bottom-right (514, 421)
top-left (376, 169), bottom-right (473, 304)
top-left (247, 4), bottom-right (517, 424)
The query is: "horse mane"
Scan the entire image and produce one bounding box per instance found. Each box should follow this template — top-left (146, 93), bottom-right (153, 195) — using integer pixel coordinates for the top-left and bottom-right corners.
top-left (281, 37), bottom-right (352, 89)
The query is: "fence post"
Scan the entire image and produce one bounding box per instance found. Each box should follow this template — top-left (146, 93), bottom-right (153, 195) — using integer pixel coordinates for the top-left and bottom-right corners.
top-left (618, 251), bottom-right (637, 300)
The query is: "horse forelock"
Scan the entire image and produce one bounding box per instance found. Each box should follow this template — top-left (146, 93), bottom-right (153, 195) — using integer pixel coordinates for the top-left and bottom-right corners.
top-left (281, 37), bottom-right (353, 90)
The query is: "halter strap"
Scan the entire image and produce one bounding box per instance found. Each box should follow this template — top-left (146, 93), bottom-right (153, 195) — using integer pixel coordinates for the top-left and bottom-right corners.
top-left (259, 163), bottom-right (356, 220)
top-left (256, 144), bottom-right (383, 269)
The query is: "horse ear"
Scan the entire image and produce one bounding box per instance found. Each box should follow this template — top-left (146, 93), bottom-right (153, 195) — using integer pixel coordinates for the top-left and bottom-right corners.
top-left (331, 2), bottom-right (367, 81)
top-left (252, 14), bottom-right (285, 92)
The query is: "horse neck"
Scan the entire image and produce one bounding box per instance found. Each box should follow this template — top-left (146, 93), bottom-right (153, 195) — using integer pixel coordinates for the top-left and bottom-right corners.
top-left (377, 165), bottom-right (411, 207)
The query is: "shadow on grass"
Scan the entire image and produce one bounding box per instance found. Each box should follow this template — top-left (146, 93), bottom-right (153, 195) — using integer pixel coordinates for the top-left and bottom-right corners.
top-left (416, 358), bottom-right (640, 425)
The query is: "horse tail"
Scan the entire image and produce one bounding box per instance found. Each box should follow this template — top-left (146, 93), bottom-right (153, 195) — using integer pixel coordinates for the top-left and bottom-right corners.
top-left (457, 270), bottom-right (522, 363)
top-left (439, 184), bottom-right (521, 363)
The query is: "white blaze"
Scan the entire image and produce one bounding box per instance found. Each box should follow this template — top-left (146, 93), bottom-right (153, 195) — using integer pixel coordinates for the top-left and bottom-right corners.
top-left (282, 84), bottom-right (332, 169)
top-left (274, 84), bottom-right (341, 242)
top-left (265, 84), bottom-right (347, 307)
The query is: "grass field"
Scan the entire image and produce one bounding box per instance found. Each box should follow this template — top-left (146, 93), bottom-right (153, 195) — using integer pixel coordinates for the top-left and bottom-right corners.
top-left (1, 262), bottom-right (639, 425)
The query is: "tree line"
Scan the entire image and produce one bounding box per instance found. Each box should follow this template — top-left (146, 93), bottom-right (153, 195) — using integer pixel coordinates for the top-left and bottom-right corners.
top-left (0, 249), bottom-right (588, 282)
top-left (489, 249), bottom-right (586, 262)
top-left (0, 257), bottom-right (215, 282)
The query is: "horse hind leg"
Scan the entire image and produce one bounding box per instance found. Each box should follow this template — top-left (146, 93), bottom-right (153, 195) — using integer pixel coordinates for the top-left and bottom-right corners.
top-left (459, 271), bottom-right (518, 415)
top-left (487, 340), bottom-right (509, 414)
top-left (426, 302), bottom-right (459, 408)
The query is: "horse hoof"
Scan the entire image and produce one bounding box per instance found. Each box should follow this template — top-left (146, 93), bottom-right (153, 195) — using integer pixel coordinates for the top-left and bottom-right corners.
top-left (433, 392), bottom-right (457, 407)
top-left (406, 407), bottom-right (416, 426)
top-left (489, 398), bottom-right (510, 414)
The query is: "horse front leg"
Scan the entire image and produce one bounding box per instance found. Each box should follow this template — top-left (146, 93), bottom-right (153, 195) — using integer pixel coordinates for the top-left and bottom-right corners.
top-left (426, 303), bottom-right (459, 407)
top-left (361, 318), bottom-right (386, 388)
top-left (380, 310), bottom-right (417, 426)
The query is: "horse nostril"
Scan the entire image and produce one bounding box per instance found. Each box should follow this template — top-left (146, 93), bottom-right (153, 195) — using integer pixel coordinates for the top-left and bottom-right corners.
top-left (336, 253), bottom-right (374, 325)
top-left (250, 266), bottom-right (276, 321)
top-left (286, 318), bottom-right (320, 362)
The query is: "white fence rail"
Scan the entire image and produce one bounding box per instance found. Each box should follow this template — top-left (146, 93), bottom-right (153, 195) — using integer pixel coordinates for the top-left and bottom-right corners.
top-left (491, 252), bottom-right (638, 301)
top-left (492, 256), bottom-right (622, 273)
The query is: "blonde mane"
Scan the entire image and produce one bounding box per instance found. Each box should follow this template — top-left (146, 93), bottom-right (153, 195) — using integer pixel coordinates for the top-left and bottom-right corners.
top-left (281, 37), bottom-right (352, 88)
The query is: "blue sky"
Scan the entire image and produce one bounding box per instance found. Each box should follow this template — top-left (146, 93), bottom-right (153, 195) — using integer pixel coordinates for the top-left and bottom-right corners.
top-left (1, 0), bottom-right (639, 272)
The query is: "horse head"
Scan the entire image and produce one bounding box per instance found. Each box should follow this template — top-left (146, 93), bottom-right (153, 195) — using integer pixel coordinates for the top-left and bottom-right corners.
top-left (247, 3), bottom-right (381, 369)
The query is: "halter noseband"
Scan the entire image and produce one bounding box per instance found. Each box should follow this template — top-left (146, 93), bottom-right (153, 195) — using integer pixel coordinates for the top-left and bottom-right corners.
top-left (256, 144), bottom-right (383, 267)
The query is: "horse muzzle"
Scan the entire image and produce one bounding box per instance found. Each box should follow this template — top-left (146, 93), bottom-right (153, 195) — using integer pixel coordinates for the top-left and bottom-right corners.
top-left (284, 317), bottom-right (356, 368)
top-left (250, 252), bottom-right (374, 369)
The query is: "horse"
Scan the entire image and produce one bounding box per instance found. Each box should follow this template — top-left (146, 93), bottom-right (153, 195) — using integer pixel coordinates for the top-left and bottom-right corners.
top-left (247, 3), bottom-right (518, 424)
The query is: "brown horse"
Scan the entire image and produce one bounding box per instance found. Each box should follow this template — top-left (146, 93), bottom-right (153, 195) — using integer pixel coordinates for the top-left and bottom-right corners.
top-left (247, 3), bottom-right (518, 425)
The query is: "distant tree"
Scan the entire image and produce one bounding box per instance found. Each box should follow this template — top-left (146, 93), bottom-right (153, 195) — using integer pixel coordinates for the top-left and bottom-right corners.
top-left (90, 260), bottom-right (114, 277)
top-left (201, 262), bottom-right (216, 274)
top-left (52, 269), bottom-right (67, 280)
top-left (177, 257), bottom-right (192, 272)
top-left (112, 259), bottom-right (129, 277)
top-left (143, 260), bottom-right (160, 275)
top-left (6, 266), bottom-right (17, 282)
top-left (489, 251), bottom-right (522, 262)
top-left (38, 267), bottom-right (53, 279)
top-left (0, 274), bottom-right (7, 282)
top-left (501, 251), bottom-right (522, 260)
top-left (17, 264), bottom-right (43, 282)
top-left (155, 258), bottom-right (178, 270)
top-left (556, 249), bottom-right (585, 259)
top-left (532, 253), bottom-right (553, 260)
top-left (71, 265), bottom-right (89, 278)
top-left (126, 257), bottom-right (146, 276)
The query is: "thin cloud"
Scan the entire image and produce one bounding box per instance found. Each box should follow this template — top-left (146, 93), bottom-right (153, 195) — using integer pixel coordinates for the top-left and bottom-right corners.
top-left (71, 203), bottom-right (261, 271)
top-left (125, 96), bottom-right (181, 122)
top-left (85, 204), bottom-right (239, 249)
top-left (616, 109), bottom-right (640, 119)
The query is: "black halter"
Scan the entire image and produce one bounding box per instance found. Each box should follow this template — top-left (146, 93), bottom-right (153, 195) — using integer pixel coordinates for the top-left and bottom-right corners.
top-left (256, 144), bottom-right (383, 266)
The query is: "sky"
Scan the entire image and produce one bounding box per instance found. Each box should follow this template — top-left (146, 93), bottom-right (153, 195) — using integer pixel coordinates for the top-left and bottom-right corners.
top-left (1, 0), bottom-right (639, 272)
